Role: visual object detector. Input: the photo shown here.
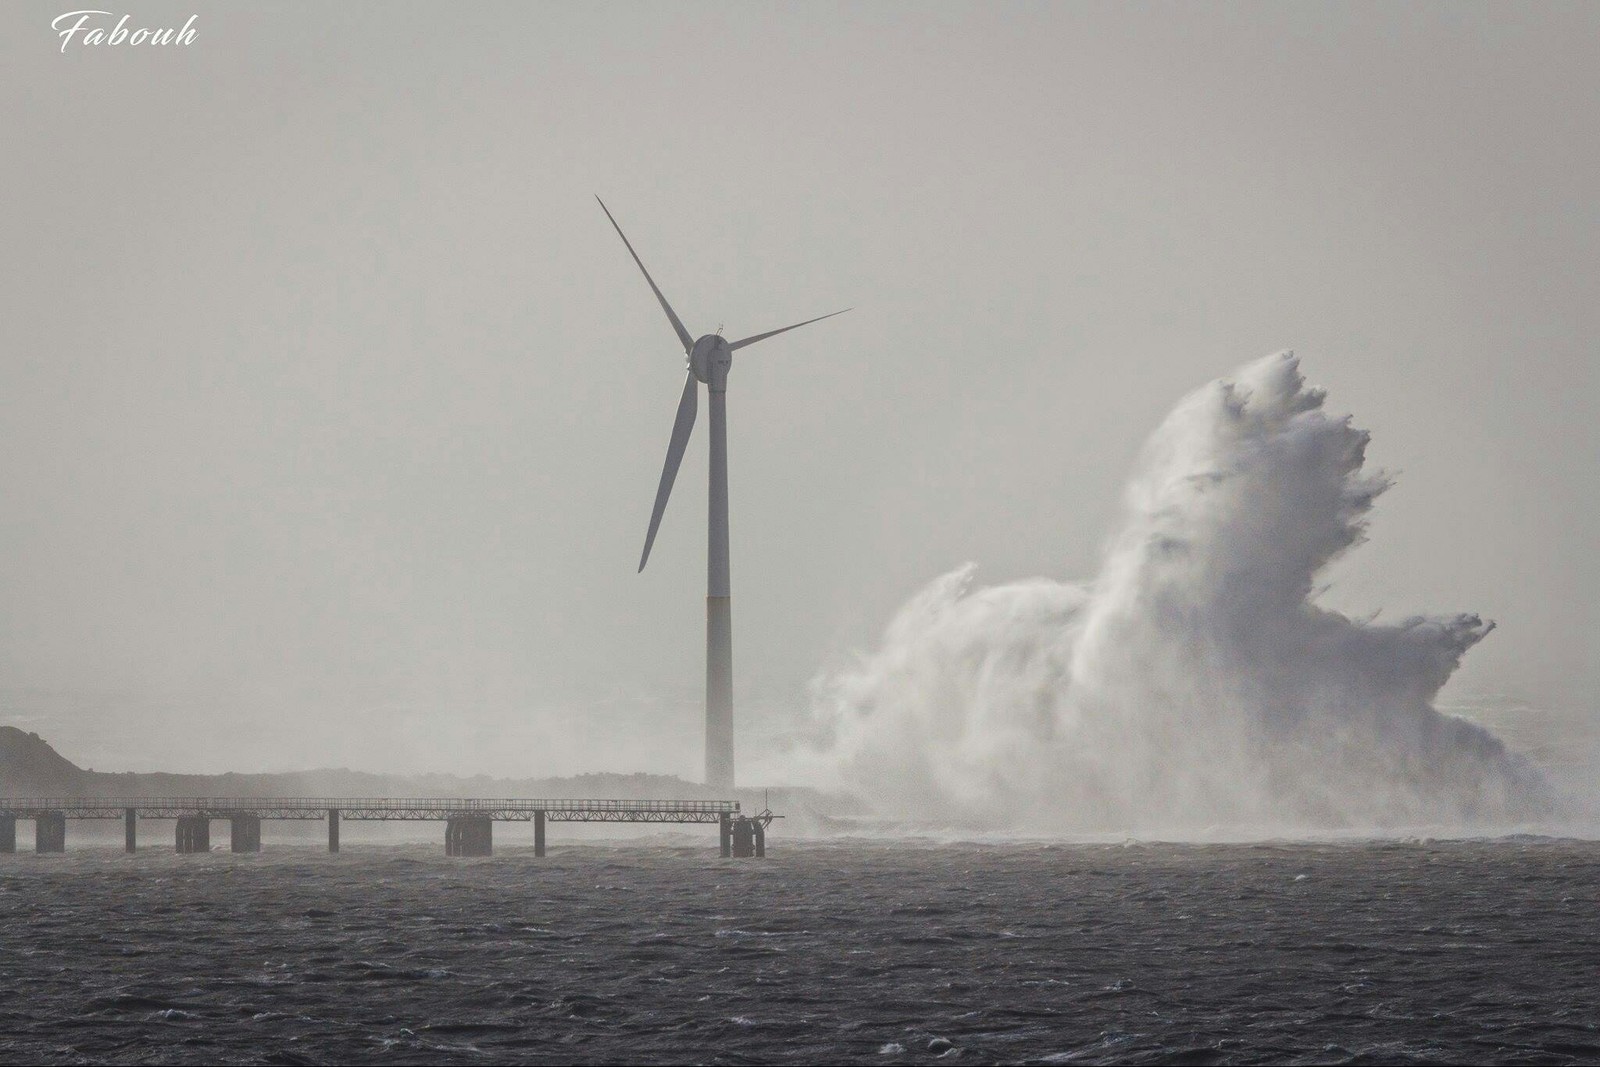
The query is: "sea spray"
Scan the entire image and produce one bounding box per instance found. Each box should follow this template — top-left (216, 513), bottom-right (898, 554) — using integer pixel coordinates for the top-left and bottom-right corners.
top-left (806, 352), bottom-right (1543, 832)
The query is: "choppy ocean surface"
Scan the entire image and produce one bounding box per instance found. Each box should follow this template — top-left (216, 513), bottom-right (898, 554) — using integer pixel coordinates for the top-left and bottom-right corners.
top-left (1, 838), bottom-right (1597, 1065)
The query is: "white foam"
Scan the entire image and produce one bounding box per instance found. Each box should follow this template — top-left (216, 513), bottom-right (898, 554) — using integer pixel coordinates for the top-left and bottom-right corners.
top-left (802, 353), bottom-right (1544, 833)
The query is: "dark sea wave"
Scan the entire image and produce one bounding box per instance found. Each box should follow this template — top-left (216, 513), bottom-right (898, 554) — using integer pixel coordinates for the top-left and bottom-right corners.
top-left (1, 838), bottom-right (1597, 1064)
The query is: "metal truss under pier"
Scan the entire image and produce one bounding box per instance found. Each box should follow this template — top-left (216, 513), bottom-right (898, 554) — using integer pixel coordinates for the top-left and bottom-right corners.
top-left (0, 798), bottom-right (775, 858)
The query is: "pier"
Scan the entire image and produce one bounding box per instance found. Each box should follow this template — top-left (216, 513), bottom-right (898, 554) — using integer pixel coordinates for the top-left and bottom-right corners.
top-left (0, 798), bottom-right (775, 857)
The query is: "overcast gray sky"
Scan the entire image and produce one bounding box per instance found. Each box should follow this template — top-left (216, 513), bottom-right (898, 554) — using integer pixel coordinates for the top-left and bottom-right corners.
top-left (2, 2), bottom-right (1595, 777)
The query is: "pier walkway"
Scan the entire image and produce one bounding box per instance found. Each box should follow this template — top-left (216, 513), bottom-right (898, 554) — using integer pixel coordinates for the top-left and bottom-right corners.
top-left (0, 797), bottom-right (773, 858)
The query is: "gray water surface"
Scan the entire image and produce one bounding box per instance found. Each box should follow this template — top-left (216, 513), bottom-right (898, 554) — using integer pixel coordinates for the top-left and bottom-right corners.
top-left (1, 839), bottom-right (1595, 1064)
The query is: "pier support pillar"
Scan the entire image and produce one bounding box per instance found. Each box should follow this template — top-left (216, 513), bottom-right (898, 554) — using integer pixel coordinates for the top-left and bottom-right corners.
top-left (732, 816), bottom-right (755, 858)
top-left (534, 811), bottom-right (545, 857)
top-left (230, 814), bottom-right (261, 853)
top-left (327, 809), bottom-right (340, 853)
top-left (719, 813), bottom-right (732, 858)
top-left (125, 808), bottom-right (137, 853)
top-left (754, 821), bottom-right (765, 858)
top-left (175, 816), bottom-right (210, 853)
top-left (0, 815), bottom-right (15, 854)
top-left (36, 811), bottom-right (66, 853)
top-left (445, 815), bottom-right (492, 857)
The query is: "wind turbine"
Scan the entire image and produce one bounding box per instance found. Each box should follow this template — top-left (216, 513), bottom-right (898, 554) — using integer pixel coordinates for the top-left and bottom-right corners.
top-left (598, 197), bottom-right (848, 791)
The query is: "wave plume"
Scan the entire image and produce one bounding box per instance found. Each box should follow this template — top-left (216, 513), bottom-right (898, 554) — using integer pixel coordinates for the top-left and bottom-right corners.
top-left (808, 353), bottom-right (1542, 833)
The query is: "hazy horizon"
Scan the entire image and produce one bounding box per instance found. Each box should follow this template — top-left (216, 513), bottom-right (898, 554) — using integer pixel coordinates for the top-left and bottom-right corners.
top-left (3, 2), bottom-right (1596, 783)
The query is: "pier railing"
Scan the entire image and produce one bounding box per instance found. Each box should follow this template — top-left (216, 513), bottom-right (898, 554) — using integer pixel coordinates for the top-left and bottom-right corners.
top-left (0, 797), bottom-right (740, 822)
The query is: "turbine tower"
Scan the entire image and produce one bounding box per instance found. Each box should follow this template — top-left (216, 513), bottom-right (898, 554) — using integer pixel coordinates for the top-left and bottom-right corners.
top-left (599, 197), bottom-right (847, 790)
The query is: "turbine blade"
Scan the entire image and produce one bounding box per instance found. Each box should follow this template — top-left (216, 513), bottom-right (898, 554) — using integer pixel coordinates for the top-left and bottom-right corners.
top-left (639, 372), bottom-right (699, 572)
top-left (597, 197), bottom-right (694, 354)
top-left (728, 308), bottom-right (851, 351)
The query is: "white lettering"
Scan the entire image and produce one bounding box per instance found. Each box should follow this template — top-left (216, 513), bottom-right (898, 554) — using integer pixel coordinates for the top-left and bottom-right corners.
top-left (52, 10), bottom-right (198, 52)
top-left (52, 10), bottom-right (110, 53)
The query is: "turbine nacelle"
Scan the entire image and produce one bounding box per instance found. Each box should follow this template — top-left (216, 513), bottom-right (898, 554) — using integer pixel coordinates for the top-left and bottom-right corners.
top-left (597, 194), bottom-right (848, 576)
top-left (690, 334), bottom-right (733, 391)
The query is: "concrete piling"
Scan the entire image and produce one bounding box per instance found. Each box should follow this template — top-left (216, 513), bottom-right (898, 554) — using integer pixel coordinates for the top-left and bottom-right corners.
top-left (445, 815), bottom-right (492, 857)
top-left (719, 812), bottom-right (732, 858)
top-left (534, 810), bottom-right (546, 857)
top-left (0, 815), bottom-right (14, 854)
top-left (124, 808), bottom-right (137, 853)
top-left (175, 815), bottom-right (210, 853)
top-left (230, 814), bottom-right (261, 853)
top-left (327, 809), bottom-right (339, 853)
top-left (732, 816), bottom-right (755, 858)
top-left (754, 820), bottom-right (765, 858)
top-left (35, 811), bottom-right (66, 853)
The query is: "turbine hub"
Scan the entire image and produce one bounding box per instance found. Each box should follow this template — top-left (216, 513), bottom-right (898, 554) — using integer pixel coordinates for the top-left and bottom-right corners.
top-left (690, 334), bottom-right (733, 391)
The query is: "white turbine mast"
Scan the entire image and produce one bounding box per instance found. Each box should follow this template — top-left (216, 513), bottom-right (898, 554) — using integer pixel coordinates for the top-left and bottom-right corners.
top-left (597, 197), bottom-right (849, 790)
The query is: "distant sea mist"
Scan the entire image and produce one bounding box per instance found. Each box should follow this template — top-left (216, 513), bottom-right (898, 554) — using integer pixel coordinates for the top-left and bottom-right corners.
top-left (804, 353), bottom-right (1547, 833)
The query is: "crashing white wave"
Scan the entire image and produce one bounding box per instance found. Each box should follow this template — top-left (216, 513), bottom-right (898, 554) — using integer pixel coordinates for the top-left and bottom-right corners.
top-left (805, 352), bottom-right (1544, 832)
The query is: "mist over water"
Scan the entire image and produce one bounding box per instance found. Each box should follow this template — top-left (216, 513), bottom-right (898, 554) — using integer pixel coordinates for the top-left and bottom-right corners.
top-left (806, 353), bottom-right (1546, 833)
